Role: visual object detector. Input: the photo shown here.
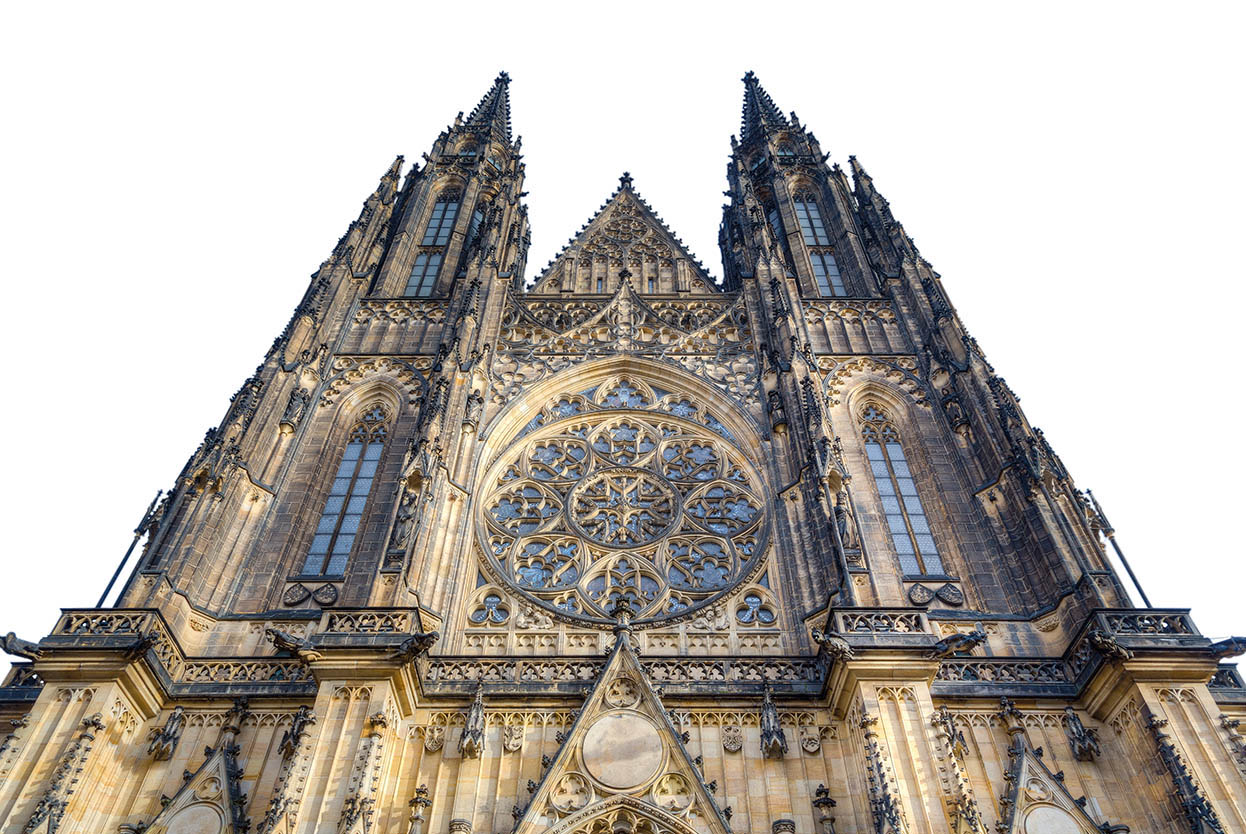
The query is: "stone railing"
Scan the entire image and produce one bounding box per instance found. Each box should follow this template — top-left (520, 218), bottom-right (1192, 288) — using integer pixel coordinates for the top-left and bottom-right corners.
top-left (1100, 610), bottom-right (1198, 636)
top-left (423, 656), bottom-right (825, 694)
top-left (353, 299), bottom-right (447, 325)
top-left (321, 608), bottom-right (421, 635)
top-left (832, 609), bottom-right (931, 635)
top-left (935, 659), bottom-right (1071, 685)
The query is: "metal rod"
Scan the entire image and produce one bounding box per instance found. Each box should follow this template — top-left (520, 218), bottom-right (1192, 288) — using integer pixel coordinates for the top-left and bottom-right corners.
top-left (1087, 489), bottom-right (1152, 608)
top-left (96, 490), bottom-right (162, 608)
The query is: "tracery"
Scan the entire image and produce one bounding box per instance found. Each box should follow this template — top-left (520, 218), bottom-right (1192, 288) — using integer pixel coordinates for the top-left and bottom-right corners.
top-left (479, 375), bottom-right (767, 621)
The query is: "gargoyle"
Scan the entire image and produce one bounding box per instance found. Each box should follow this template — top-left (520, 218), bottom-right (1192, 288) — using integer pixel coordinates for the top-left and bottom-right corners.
top-left (390, 630), bottom-right (440, 663)
top-left (811, 628), bottom-right (855, 661)
top-left (1209, 636), bottom-right (1246, 660)
top-left (1087, 628), bottom-right (1133, 662)
top-left (265, 627), bottom-right (323, 663)
top-left (1, 632), bottom-right (44, 661)
top-left (125, 631), bottom-right (160, 661)
top-left (926, 626), bottom-right (987, 659)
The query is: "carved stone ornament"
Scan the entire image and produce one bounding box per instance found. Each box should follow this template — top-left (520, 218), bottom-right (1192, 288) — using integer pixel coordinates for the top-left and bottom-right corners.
top-left (799, 726), bottom-right (823, 754)
top-left (721, 724), bottom-right (743, 753)
top-left (651, 773), bottom-right (694, 813)
top-left (421, 726), bottom-right (445, 752)
top-left (934, 583), bottom-right (964, 606)
top-left (312, 583), bottom-right (339, 607)
top-left (503, 724), bottom-right (525, 753)
top-left (550, 772), bottom-right (593, 814)
top-left (907, 584), bottom-right (935, 605)
top-left (283, 583), bottom-right (311, 606)
top-left (604, 676), bottom-right (642, 709)
top-left (147, 705), bottom-right (186, 761)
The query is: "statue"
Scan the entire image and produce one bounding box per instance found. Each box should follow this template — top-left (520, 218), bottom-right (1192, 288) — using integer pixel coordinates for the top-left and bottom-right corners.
top-left (760, 684), bottom-right (787, 759)
top-left (280, 387), bottom-right (310, 431)
top-left (147, 706), bottom-right (186, 761)
top-left (927, 625), bottom-right (987, 659)
top-left (1064, 707), bottom-right (1100, 762)
top-left (265, 627), bottom-right (323, 663)
top-left (390, 630), bottom-right (440, 663)
top-left (463, 389), bottom-right (484, 430)
top-left (810, 628), bottom-right (855, 661)
top-left (833, 491), bottom-right (860, 550)
top-left (388, 488), bottom-right (419, 553)
top-left (1087, 628), bottom-right (1133, 663)
top-left (0, 632), bottom-right (43, 661)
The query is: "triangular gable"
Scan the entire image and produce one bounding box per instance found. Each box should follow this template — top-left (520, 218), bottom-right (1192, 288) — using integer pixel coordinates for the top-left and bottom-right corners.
top-left (515, 618), bottom-right (731, 834)
top-left (997, 725), bottom-right (1129, 834)
top-left (145, 705), bottom-right (251, 834)
top-left (529, 175), bottom-right (719, 295)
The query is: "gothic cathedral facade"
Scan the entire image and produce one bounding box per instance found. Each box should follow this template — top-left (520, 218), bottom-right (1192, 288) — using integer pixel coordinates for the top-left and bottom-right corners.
top-left (1, 73), bottom-right (1242, 834)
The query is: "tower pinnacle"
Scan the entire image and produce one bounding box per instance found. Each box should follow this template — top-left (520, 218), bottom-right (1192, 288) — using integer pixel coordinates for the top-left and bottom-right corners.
top-left (740, 70), bottom-right (789, 143)
top-left (465, 71), bottom-right (512, 143)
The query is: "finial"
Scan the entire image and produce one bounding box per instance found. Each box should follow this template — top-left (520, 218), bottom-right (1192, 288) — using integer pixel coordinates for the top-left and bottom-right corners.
top-left (619, 171), bottom-right (633, 189)
top-left (610, 596), bottom-right (635, 642)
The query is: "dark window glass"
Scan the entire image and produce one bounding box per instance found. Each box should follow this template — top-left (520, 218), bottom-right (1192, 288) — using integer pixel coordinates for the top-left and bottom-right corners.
top-left (811, 251), bottom-right (845, 296)
top-left (421, 194), bottom-right (461, 246)
top-left (794, 196), bottom-right (831, 246)
top-left (404, 253), bottom-right (442, 297)
top-left (303, 404), bottom-right (388, 576)
top-left (861, 405), bottom-right (944, 575)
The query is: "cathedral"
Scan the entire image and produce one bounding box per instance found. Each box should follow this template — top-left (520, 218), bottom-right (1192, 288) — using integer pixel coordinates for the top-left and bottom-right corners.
top-left (2, 72), bottom-right (1244, 834)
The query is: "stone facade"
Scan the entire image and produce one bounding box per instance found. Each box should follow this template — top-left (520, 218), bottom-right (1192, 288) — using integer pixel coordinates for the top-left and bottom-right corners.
top-left (1, 72), bottom-right (1243, 834)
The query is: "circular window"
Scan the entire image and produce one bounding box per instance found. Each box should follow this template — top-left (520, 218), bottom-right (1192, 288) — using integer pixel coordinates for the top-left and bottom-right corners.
top-left (479, 408), bottom-right (766, 623)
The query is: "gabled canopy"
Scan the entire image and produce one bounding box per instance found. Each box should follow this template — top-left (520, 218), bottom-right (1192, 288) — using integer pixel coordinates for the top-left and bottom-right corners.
top-left (514, 613), bottom-right (732, 834)
top-left (529, 173), bottom-right (718, 295)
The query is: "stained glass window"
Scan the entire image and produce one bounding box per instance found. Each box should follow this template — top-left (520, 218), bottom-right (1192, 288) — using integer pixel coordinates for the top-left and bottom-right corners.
top-left (303, 404), bottom-right (389, 576)
top-left (861, 405), bottom-right (944, 576)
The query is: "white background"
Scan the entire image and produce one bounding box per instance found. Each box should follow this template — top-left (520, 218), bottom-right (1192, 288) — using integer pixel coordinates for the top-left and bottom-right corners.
top-left (2, 2), bottom-right (1243, 677)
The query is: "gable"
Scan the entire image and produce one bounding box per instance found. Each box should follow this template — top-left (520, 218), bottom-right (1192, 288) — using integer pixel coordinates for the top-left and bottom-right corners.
top-left (998, 729), bottom-right (1127, 834)
top-left (529, 175), bottom-right (719, 296)
top-left (514, 620), bottom-right (731, 834)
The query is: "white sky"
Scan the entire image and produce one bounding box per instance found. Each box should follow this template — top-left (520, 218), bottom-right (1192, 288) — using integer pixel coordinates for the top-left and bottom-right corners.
top-left (2, 2), bottom-right (1243, 678)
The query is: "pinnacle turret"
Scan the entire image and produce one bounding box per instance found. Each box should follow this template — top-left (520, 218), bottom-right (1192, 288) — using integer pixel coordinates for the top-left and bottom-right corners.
top-left (465, 71), bottom-right (512, 143)
top-left (740, 70), bottom-right (789, 143)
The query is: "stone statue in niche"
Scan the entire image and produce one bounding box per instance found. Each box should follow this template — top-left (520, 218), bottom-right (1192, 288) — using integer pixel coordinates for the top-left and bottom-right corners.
top-left (1063, 707), bottom-right (1100, 762)
top-left (280, 387), bottom-right (310, 432)
top-left (834, 491), bottom-right (860, 551)
top-left (463, 389), bottom-right (484, 431)
top-left (388, 488), bottom-right (419, 553)
top-left (147, 705), bottom-right (186, 761)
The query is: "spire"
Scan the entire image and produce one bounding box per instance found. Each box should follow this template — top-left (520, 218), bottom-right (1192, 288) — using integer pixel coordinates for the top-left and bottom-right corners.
top-left (740, 70), bottom-right (789, 143)
top-left (465, 71), bottom-right (512, 143)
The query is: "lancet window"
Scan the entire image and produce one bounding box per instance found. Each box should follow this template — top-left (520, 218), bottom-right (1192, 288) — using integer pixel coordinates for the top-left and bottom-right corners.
top-left (793, 192), bottom-right (847, 296)
top-left (302, 403), bottom-right (390, 576)
top-left (404, 190), bottom-right (462, 296)
top-left (860, 404), bottom-right (944, 576)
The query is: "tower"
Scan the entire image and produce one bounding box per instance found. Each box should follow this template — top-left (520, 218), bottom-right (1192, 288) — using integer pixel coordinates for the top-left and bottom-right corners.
top-left (1, 71), bottom-right (1242, 834)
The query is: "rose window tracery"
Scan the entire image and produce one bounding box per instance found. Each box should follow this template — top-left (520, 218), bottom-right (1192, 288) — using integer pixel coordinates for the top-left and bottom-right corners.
top-left (480, 385), bottom-right (766, 622)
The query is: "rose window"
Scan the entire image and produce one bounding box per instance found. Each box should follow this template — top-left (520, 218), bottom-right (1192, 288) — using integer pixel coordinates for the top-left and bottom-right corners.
top-left (480, 398), bottom-right (766, 622)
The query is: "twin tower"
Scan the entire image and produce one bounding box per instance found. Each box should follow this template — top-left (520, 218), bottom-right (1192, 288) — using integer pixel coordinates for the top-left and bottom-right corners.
top-left (0, 72), bottom-right (1241, 834)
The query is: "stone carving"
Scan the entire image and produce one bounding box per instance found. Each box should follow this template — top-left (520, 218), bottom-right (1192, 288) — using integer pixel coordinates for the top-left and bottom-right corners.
top-left (760, 685), bottom-right (787, 759)
top-left (388, 487), bottom-right (419, 553)
top-left (284, 583), bottom-right (312, 605)
top-left (260, 706), bottom-right (317, 834)
top-left (421, 726), bottom-right (445, 753)
top-left (338, 711), bottom-right (388, 834)
top-left (0, 632), bottom-right (43, 660)
top-left (1209, 636), bottom-right (1246, 660)
top-left (811, 628), bottom-right (855, 661)
top-left (405, 785), bottom-right (432, 834)
top-left (721, 724), bottom-right (743, 752)
top-left (799, 726), bottom-right (822, 754)
top-left (1063, 707), bottom-right (1100, 762)
top-left (147, 706), bottom-right (186, 761)
top-left (934, 583), bottom-right (964, 606)
top-left (652, 773), bottom-right (693, 813)
top-left (907, 584), bottom-right (934, 605)
top-left (503, 724), bottom-right (525, 753)
top-left (1146, 715), bottom-right (1226, 834)
top-left (515, 605), bottom-right (553, 630)
top-left (1087, 627), bottom-right (1134, 662)
top-left (604, 676), bottom-right (642, 709)
top-left (390, 630), bottom-right (440, 663)
top-left (280, 387), bottom-right (310, 432)
top-left (312, 583), bottom-right (340, 607)
top-left (459, 685), bottom-right (486, 759)
top-left (23, 713), bottom-right (105, 833)
top-left (812, 784), bottom-right (838, 834)
top-left (550, 773), bottom-right (593, 814)
top-left (463, 389), bottom-right (485, 430)
top-left (266, 627), bottom-right (323, 663)
top-left (926, 625), bottom-right (986, 659)
top-left (859, 713), bottom-right (905, 833)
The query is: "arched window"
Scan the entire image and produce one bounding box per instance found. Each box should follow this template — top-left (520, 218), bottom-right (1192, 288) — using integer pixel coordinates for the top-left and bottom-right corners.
top-left (302, 403), bottom-right (390, 576)
top-left (776, 143), bottom-right (795, 158)
top-left (793, 194), bottom-right (831, 246)
top-left (421, 191), bottom-right (461, 246)
top-left (860, 404), bottom-right (944, 576)
top-left (765, 203), bottom-right (784, 243)
top-left (811, 252), bottom-right (844, 296)
top-left (404, 190), bottom-right (462, 297)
